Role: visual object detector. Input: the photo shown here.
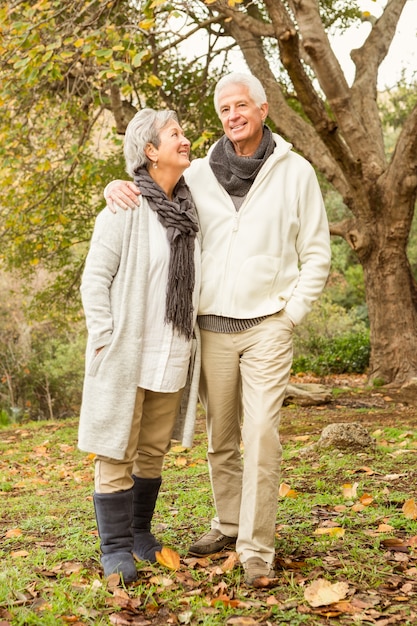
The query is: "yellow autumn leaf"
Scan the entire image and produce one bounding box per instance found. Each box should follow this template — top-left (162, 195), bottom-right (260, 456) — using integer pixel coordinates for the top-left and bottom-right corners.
top-left (148, 74), bottom-right (162, 87)
top-left (314, 527), bottom-right (345, 538)
top-left (139, 18), bottom-right (155, 30)
top-left (342, 482), bottom-right (358, 499)
top-left (155, 546), bottom-right (181, 570)
top-left (402, 498), bottom-right (417, 520)
top-left (304, 578), bottom-right (349, 607)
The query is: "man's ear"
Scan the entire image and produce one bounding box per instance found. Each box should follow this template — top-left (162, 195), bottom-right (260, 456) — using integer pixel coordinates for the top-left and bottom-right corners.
top-left (260, 102), bottom-right (269, 121)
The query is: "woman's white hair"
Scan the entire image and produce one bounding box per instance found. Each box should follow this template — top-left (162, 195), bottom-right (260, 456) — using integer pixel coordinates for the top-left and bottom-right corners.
top-left (124, 108), bottom-right (178, 177)
top-left (213, 72), bottom-right (267, 115)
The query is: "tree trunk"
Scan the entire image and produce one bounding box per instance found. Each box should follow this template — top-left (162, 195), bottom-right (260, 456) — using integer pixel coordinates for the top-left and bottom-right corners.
top-left (363, 233), bottom-right (417, 385)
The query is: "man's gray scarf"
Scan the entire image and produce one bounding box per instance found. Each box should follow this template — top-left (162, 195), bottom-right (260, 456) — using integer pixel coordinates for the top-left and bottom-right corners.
top-left (133, 167), bottom-right (199, 341)
top-left (209, 125), bottom-right (275, 196)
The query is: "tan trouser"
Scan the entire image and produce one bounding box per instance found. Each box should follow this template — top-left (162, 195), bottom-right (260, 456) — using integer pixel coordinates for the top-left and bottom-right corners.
top-left (199, 311), bottom-right (294, 565)
top-left (95, 387), bottom-right (183, 493)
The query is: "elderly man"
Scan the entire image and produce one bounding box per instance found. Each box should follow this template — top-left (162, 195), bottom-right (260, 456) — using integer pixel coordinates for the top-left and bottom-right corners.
top-left (104, 72), bottom-right (331, 585)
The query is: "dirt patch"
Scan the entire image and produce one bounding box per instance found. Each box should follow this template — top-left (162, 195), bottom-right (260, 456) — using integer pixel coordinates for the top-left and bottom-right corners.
top-left (195, 374), bottom-right (417, 438)
top-left (279, 373), bottom-right (417, 439)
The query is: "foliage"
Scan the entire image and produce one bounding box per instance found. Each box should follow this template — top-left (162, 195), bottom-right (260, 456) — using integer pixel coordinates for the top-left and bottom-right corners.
top-left (0, 326), bottom-right (85, 423)
top-left (293, 329), bottom-right (370, 375)
top-left (1, 411), bottom-right (417, 624)
top-left (0, 0), bottom-right (221, 323)
top-left (380, 76), bottom-right (417, 131)
top-left (293, 295), bottom-right (370, 375)
top-left (0, 272), bottom-right (85, 422)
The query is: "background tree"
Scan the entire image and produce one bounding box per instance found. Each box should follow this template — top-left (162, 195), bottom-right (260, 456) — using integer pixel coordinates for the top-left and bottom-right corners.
top-left (182, 0), bottom-right (417, 385)
top-left (1, 0), bottom-right (416, 385)
top-left (0, 0), bottom-right (221, 320)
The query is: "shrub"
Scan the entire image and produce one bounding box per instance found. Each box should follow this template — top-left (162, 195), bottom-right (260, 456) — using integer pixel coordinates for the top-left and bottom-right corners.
top-left (292, 330), bottom-right (370, 375)
top-left (292, 297), bottom-right (370, 375)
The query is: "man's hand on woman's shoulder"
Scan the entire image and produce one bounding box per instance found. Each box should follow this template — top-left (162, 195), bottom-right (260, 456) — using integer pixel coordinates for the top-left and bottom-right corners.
top-left (104, 180), bottom-right (141, 213)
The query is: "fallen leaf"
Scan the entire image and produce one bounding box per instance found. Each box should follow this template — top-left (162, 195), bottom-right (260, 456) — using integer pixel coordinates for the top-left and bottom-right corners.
top-left (210, 594), bottom-right (240, 608)
top-left (221, 552), bottom-right (239, 572)
top-left (376, 523), bottom-right (395, 533)
top-left (155, 546), bottom-right (181, 570)
top-left (383, 473), bottom-right (407, 480)
top-left (11, 550), bottom-right (29, 558)
top-left (402, 498), bottom-right (417, 520)
top-left (106, 573), bottom-right (121, 589)
top-left (359, 493), bottom-right (374, 506)
top-left (252, 575), bottom-right (276, 588)
top-left (279, 483), bottom-right (298, 498)
top-left (304, 578), bottom-right (349, 607)
top-left (342, 483), bottom-right (358, 499)
top-left (314, 527), bottom-right (345, 538)
top-left (381, 538), bottom-right (410, 552)
top-left (149, 575), bottom-right (174, 587)
top-left (5, 528), bottom-right (22, 538)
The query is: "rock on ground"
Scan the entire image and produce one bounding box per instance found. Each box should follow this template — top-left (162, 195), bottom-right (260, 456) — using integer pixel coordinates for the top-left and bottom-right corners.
top-left (299, 422), bottom-right (376, 456)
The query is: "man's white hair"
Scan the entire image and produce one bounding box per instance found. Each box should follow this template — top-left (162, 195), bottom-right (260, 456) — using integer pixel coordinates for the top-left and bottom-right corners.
top-left (214, 72), bottom-right (267, 115)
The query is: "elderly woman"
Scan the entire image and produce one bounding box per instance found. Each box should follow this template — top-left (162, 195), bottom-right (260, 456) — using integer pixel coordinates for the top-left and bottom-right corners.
top-left (78, 109), bottom-right (201, 583)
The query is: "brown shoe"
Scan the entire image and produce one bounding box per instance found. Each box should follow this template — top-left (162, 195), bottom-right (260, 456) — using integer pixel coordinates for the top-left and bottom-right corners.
top-left (188, 529), bottom-right (236, 556)
top-left (243, 556), bottom-right (275, 585)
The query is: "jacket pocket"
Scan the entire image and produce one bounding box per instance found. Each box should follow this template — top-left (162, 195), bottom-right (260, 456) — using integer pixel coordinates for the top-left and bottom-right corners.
top-left (87, 343), bottom-right (110, 377)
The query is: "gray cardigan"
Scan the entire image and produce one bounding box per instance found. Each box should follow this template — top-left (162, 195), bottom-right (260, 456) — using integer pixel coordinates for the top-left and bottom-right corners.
top-left (78, 202), bottom-right (200, 460)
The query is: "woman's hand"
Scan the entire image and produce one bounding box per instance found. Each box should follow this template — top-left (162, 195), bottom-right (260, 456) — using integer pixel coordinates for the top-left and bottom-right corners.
top-left (105, 180), bottom-right (141, 213)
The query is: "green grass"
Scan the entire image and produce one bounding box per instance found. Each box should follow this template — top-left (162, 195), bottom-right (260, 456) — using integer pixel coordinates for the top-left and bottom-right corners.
top-left (1, 417), bottom-right (417, 625)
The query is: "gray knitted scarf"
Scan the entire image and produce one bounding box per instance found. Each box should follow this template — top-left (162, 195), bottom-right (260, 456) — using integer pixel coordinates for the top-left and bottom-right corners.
top-left (209, 125), bottom-right (275, 196)
top-left (133, 167), bottom-right (199, 340)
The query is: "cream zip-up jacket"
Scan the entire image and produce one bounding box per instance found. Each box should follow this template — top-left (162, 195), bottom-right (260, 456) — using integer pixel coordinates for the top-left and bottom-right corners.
top-left (185, 133), bottom-right (331, 326)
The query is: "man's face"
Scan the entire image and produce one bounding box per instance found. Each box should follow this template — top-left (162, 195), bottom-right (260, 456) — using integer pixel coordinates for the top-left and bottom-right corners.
top-left (217, 84), bottom-right (268, 156)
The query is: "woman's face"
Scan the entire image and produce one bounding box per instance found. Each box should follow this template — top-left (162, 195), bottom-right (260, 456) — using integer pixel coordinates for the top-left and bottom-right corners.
top-left (153, 120), bottom-right (191, 172)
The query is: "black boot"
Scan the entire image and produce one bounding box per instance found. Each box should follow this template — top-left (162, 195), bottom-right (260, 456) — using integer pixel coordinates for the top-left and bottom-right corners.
top-left (132, 475), bottom-right (162, 562)
top-left (93, 489), bottom-right (137, 583)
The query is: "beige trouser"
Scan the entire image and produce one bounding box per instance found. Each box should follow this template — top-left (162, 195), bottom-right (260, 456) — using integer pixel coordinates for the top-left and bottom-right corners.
top-left (199, 311), bottom-right (294, 565)
top-left (95, 387), bottom-right (183, 494)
